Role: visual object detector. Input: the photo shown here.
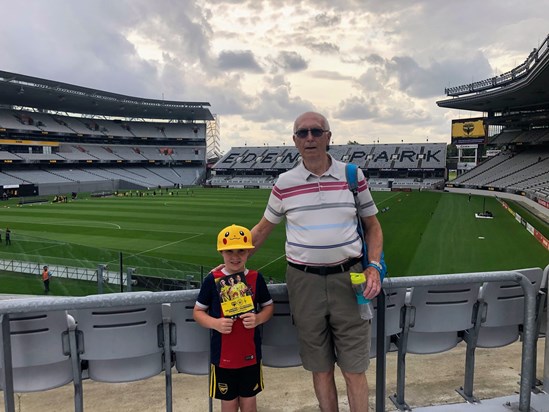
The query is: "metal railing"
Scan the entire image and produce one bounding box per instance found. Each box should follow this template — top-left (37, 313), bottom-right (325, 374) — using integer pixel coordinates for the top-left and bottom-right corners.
top-left (0, 268), bottom-right (547, 412)
top-left (375, 269), bottom-right (545, 412)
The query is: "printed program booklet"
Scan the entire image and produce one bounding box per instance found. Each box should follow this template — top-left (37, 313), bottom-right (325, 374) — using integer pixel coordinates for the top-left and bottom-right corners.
top-left (216, 273), bottom-right (254, 318)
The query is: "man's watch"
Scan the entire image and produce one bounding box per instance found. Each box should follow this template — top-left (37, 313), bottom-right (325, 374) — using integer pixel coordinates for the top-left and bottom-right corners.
top-left (367, 260), bottom-right (383, 275)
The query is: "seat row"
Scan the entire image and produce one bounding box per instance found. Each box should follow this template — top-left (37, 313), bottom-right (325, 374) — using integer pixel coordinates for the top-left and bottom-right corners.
top-left (1, 266), bottom-right (547, 411)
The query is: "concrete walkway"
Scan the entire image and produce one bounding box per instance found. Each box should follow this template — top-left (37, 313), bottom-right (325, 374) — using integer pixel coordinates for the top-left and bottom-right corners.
top-left (3, 339), bottom-right (546, 411)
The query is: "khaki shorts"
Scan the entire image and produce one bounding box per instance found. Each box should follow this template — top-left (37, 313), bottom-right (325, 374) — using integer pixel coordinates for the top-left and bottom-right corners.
top-left (286, 262), bottom-right (371, 373)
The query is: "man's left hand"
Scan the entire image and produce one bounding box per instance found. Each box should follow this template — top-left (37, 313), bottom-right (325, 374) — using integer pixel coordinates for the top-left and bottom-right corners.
top-left (363, 266), bottom-right (381, 299)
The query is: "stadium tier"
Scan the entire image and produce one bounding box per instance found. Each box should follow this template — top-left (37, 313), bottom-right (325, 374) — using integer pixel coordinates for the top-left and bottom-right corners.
top-left (438, 34), bottom-right (549, 206)
top-left (0, 72), bottom-right (214, 195)
top-left (209, 143), bottom-right (447, 190)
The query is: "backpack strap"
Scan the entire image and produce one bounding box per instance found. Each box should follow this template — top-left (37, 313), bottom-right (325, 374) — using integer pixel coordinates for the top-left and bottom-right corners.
top-left (345, 163), bottom-right (387, 281)
top-left (345, 163), bottom-right (359, 196)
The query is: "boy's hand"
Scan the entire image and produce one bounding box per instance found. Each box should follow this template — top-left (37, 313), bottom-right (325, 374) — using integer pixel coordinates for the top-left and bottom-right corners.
top-left (239, 312), bottom-right (258, 329)
top-left (216, 317), bottom-right (234, 334)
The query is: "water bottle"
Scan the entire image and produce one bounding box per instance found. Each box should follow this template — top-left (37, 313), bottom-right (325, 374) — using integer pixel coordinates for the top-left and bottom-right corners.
top-left (350, 272), bottom-right (374, 320)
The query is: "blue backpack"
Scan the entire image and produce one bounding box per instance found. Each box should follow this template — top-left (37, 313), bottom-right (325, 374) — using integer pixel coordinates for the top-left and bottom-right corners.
top-left (345, 163), bottom-right (388, 281)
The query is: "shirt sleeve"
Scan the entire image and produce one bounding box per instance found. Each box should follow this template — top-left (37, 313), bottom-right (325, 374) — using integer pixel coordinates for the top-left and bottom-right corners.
top-left (255, 273), bottom-right (273, 307)
top-left (263, 185), bottom-right (285, 224)
top-left (357, 168), bottom-right (379, 217)
top-left (196, 273), bottom-right (215, 309)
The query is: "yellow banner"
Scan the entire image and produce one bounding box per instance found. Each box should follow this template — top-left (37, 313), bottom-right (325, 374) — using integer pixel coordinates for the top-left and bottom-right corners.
top-left (0, 139), bottom-right (59, 146)
top-left (451, 119), bottom-right (486, 138)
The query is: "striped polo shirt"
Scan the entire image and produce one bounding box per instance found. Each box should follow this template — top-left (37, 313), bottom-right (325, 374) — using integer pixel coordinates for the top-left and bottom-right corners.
top-left (264, 155), bottom-right (378, 266)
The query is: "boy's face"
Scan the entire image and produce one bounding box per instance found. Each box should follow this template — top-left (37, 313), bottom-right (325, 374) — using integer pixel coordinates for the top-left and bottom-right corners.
top-left (221, 249), bottom-right (249, 274)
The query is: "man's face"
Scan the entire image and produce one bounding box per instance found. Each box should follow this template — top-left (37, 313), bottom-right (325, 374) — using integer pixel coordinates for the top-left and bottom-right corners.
top-left (293, 113), bottom-right (331, 159)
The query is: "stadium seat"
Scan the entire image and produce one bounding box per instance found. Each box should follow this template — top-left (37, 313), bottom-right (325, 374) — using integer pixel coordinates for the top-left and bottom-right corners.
top-left (476, 267), bottom-right (545, 348)
top-left (74, 299), bottom-right (164, 382)
top-left (404, 282), bottom-right (482, 354)
top-left (390, 281), bottom-right (482, 410)
top-left (370, 287), bottom-right (407, 358)
top-left (261, 285), bottom-right (301, 367)
top-left (0, 309), bottom-right (74, 392)
top-left (170, 300), bottom-right (211, 375)
top-left (457, 268), bottom-right (546, 402)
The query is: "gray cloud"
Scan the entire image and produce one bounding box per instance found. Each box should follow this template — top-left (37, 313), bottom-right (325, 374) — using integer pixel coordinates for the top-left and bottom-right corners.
top-left (311, 71), bottom-right (353, 81)
top-left (217, 50), bottom-right (264, 73)
top-left (271, 51), bottom-right (308, 72)
top-left (309, 42), bottom-right (340, 54)
top-left (334, 96), bottom-right (379, 121)
top-left (388, 54), bottom-right (493, 98)
top-left (314, 12), bottom-right (341, 26)
top-left (244, 75), bottom-right (315, 123)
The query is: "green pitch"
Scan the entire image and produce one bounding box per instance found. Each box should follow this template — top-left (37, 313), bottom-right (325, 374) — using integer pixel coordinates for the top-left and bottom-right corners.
top-left (0, 188), bottom-right (547, 295)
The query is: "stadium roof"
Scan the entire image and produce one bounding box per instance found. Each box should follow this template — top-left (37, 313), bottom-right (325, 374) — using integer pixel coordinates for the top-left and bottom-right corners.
top-left (0, 70), bottom-right (214, 121)
top-left (437, 35), bottom-right (549, 114)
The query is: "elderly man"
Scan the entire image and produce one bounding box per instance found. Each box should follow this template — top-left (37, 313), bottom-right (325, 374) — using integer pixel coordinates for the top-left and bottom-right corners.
top-left (251, 111), bottom-right (383, 411)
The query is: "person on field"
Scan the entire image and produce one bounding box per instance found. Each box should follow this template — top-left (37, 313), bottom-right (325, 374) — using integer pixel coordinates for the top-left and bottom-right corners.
top-left (194, 224), bottom-right (274, 412)
top-left (42, 265), bottom-right (52, 294)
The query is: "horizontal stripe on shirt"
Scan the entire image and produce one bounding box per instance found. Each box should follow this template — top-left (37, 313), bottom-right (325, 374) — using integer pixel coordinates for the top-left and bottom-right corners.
top-left (264, 156), bottom-right (378, 265)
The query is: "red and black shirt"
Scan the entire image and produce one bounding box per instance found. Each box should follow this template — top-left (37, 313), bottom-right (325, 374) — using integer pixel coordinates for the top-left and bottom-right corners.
top-left (195, 268), bottom-right (273, 369)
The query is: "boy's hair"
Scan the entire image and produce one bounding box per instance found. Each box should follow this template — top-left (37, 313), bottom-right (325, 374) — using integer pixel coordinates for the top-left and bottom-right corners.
top-left (217, 224), bottom-right (255, 251)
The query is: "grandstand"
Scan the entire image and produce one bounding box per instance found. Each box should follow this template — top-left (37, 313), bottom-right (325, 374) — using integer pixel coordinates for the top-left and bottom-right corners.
top-left (0, 71), bottom-right (215, 196)
top-left (209, 142), bottom-right (447, 190)
top-left (438, 33), bottom-right (549, 208)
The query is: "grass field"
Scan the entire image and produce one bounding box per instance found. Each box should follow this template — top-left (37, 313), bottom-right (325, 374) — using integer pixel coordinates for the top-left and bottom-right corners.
top-left (0, 188), bottom-right (547, 295)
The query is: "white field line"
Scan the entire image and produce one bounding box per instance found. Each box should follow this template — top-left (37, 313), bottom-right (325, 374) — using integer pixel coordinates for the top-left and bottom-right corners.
top-left (29, 244), bottom-right (66, 254)
top-left (108, 233), bottom-right (204, 263)
top-left (375, 192), bottom-right (402, 206)
top-left (257, 254), bottom-right (286, 271)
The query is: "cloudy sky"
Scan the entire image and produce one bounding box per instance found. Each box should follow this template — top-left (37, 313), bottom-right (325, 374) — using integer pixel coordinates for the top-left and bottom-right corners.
top-left (1, 0), bottom-right (547, 153)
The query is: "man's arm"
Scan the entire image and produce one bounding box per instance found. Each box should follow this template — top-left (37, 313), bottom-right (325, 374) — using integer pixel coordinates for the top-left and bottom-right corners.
top-left (249, 217), bottom-right (277, 257)
top-left (360, 214), bottom-right (384, 299)
top-left (361, 214), bottom-right (383, 263)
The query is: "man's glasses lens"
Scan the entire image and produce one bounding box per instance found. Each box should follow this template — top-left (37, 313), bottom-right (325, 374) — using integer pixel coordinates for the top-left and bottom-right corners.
top-left (295, 128), bottom-right (327, 138)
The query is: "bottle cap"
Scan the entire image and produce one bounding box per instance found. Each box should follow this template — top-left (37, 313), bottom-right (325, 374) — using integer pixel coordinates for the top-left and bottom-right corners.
top-left (350, 272), bottom-right (366, 285)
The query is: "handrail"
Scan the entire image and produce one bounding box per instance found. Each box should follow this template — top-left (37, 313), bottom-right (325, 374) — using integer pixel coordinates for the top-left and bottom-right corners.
top-left (0, 270), bottom-right (544, 412)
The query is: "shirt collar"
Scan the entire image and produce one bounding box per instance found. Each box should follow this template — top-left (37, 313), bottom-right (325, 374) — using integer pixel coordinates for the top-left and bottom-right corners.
top-left (298, 154), bottom-right (339, 180)
top-left (221, 268), bottom-right (249, 276)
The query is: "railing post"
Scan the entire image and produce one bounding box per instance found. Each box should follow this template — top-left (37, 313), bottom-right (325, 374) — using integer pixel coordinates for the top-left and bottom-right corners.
top-left (375, 289), bottom-right (386, 412)
top-left (161, 303), bottom-right (173, 412)
top-left (544, 294), bottom-right (549, 393)
top-left (127, 267), bottom-right (135, 292)
top-left (97, 264), bottom-right (107, 294)
top-left (517, 276), bottom-right (536, 411)
top-left (0, 314), bottom-right (15, 412)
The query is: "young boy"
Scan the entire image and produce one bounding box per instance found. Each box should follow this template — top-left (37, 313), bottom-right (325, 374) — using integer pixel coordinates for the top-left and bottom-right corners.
top-left (194, 224), bottom-right (274, 412)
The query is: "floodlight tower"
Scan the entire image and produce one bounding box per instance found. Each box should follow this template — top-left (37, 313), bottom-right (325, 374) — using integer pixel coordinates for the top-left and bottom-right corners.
top-left (206, 114), bottom-right (221, 160)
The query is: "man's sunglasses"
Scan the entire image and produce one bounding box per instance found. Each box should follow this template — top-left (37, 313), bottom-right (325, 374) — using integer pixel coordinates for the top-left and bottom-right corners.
top-left (294, 128), bottom-right (330, 139)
